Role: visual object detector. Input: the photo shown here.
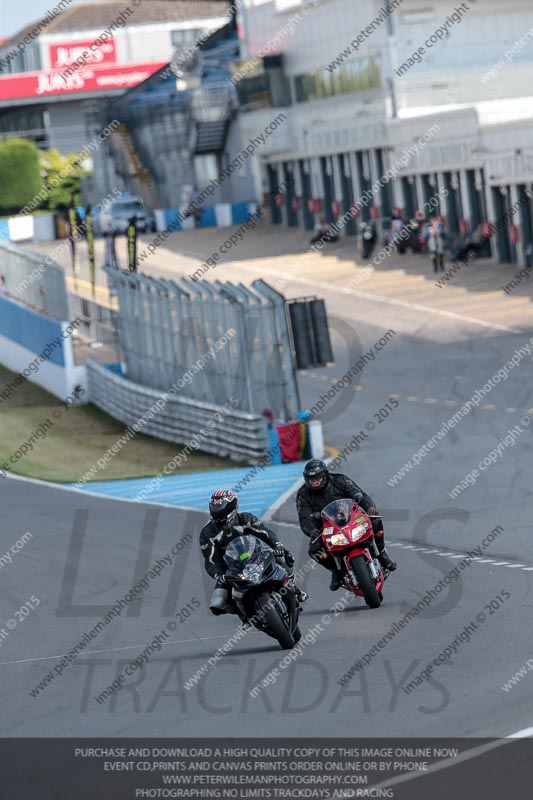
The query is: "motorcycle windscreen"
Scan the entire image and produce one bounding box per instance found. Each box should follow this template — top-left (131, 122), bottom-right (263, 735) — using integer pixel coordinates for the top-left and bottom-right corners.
top-left (223, 534), bottom-right (270, 570)
top-left (321, 498), bottom-right (355, 528)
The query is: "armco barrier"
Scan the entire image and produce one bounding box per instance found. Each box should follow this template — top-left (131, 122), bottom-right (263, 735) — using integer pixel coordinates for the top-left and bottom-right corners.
top-left (87, 359), bottom-right (271, 464)
top-left (0, 204), bottom-right (260, 243)
top-left (158, 201), bottom-right (259, 232)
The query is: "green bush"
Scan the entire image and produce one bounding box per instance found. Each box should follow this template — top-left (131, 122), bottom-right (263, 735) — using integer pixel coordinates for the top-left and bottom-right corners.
top-left (0, 138), bottom-right (43, 213)
top-left (39, 148), bottom-right (86, 210)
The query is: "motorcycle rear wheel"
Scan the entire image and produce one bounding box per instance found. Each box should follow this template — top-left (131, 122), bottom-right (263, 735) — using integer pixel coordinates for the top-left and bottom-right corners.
top-left (351, 555), bottom-right (381, 608)
top-left (255, 593), bottom-right (295, 649)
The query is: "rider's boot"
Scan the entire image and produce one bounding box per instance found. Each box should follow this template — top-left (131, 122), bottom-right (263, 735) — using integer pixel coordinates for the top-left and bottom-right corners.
top-left (378, 548), bottom-right (397, 571)
top-left (373, 527), bottom-right (397, 572)
top-left (329, 570), bottom-right (343, 591)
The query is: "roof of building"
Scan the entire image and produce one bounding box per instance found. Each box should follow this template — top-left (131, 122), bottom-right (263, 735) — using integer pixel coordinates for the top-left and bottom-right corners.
top-left (1, 1), bottom-right (229, 50)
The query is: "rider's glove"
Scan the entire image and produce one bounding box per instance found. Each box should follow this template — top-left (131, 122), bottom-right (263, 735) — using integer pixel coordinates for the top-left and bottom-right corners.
top-left (366, 507), bottom-right (379, 518)
top-left (273, 545), bottom-right (286, 559)
top-left (214, 574), bottom-right (227, 586)
top-left (283, 549), bottom-right (295, 568)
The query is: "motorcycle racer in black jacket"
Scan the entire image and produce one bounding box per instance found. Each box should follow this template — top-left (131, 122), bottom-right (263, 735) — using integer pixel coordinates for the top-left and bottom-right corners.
top-left (200, 490), bottom-right (307, 616)
top-left (296, 459), bottom-right (397, 591)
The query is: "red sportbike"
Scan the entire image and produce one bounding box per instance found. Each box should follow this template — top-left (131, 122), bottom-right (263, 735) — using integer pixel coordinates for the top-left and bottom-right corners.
top-left (319, 497), bottom-right (386, 608)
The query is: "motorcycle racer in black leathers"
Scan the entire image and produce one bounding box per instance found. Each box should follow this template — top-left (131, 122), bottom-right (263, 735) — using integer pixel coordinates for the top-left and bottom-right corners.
top-left (200, 489), bottom-right (307, 617)
top-left (296, 459), bottom-right (397, 591)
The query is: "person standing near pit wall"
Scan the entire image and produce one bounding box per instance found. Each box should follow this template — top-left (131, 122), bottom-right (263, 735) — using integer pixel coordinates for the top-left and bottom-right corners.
top-left (427, 216), bottom-right (446, 272)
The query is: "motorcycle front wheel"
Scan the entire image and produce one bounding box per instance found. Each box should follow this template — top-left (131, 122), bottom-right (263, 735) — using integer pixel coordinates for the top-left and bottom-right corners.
top-left (351, 555), bottom-right (381, 608)
top-left (255, 593), bottom-right (295, 650)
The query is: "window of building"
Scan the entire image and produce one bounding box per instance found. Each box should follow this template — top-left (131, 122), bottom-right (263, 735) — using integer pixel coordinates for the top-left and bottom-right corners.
top-left (194, 153), bottom-right (219, 185)
top-left (0, 39), bottom-right (41, 75)
top-left (0, 107), bottom-right (48, 147)
top-left (171, 28), bottom-right (204, 47)
top-left (294, 58), bottom-right (382, 103)
top-left (232, 55), bottom-right (291, 112)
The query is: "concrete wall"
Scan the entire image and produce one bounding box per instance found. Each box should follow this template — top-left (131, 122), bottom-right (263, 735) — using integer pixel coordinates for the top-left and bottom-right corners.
top-left (2, 213), bottom-right (56, 243)
top-left (0, 295), bottom-right (86, 401)
top-left (216, 117), bottom-right (257, 204)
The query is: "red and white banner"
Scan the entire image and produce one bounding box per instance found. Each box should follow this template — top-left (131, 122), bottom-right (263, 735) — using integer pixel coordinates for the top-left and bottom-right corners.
top-left (49, 38), bottom-right (117, 69)
top-left (0, 62), bottom-right (166, 100)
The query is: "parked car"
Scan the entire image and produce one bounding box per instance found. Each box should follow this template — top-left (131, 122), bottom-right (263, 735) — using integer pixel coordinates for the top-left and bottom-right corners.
top-left (100, 195), bottom-right (156, 234)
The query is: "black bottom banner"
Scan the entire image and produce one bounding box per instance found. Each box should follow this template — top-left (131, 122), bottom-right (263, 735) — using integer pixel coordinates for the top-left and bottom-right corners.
top-left (1, 738), bottom-right (531, 799)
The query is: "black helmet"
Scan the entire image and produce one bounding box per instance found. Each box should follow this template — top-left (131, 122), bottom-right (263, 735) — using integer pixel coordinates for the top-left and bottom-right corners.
top-left (303, 459), bottom-right (329, 491)
top-left (209, 489), bottom-right (238, 528)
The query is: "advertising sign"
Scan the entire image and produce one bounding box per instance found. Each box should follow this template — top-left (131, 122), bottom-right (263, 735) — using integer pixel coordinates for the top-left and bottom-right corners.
top-left (0, 62), bottom-right (166, 100)
top-left (49, 38), bottom-right (117, 69)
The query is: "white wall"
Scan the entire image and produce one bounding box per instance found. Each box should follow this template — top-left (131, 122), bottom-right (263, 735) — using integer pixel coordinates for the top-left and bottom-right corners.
top-left (243, 0), bottom-right (385, 72)
top-left (0, 325), bottom-right (87, 402)
top-left (392, 0), bottom-right (533, 111)
top-left (483, 116), bottom-right (533, 186)
top-left (393, 0), bottom-right (533, 75)
top-left (41, 17), bottom-right (229, 69)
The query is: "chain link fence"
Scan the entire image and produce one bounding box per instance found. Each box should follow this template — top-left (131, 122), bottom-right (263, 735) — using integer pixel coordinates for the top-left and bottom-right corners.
top-left (0, 242), bottom-right (302, 461)
top-left (106, 268), bottom-right (299, 421)
top-left (0, 241), bottom-right (69, 320)
top-left (68, 294), bottom-right (120, 347)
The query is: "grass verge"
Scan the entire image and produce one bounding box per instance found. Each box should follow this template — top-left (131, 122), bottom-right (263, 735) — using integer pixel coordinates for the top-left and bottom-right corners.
top-left (0, 364), bottom-right (234, 483)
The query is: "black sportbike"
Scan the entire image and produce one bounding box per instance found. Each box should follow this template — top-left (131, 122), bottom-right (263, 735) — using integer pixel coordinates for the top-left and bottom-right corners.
top-left (223, 535), bottom-right (302, 649)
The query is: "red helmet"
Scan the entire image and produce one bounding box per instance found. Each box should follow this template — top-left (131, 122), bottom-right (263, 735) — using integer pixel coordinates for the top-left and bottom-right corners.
top-left (209, 489), bottom-right (238, 528)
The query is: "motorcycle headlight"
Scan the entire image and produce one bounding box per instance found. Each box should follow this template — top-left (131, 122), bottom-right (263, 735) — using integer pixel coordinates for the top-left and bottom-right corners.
top-left (351, 523), bottom-right (369, 540)
top-left (241, 563), bottom-right (263, 583)
top-left (330, 533), bottom-right (350, 546)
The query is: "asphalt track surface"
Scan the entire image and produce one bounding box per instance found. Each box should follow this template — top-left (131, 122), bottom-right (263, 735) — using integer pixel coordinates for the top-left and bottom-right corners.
top-left (2, 249), bottom-right (533, 751)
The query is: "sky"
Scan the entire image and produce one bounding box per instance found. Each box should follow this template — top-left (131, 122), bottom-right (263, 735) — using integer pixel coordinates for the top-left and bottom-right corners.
top-left (0, 0), bottom-right (86, 39)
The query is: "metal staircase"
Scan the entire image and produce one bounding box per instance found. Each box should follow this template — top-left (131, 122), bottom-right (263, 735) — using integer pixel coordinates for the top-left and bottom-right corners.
top-left (191, 86), bottom-right (232, 153)
top-left (108, 123), bottom-right (159, 207)
top-left (105, 35), bottom-right (239, 207)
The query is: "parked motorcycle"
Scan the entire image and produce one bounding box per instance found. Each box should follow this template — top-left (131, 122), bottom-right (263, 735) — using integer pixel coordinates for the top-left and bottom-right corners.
top-left (223, 534), bottom-right (302, 649)
top-left (319, 496), bottom-right (386, 607)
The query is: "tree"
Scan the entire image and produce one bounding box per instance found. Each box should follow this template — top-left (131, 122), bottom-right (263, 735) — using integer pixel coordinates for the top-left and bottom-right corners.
top-left (0, 138), bottom-right (43, 214)
top-left (39, 148), bottom-right (87, 211)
